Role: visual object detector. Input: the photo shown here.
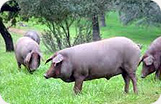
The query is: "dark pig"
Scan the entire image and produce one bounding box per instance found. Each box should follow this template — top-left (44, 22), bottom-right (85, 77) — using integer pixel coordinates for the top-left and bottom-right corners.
top-left (44, 37), bottom-right (141, 94)
top-left (139, 36), bottom-right (161, 79)
top-left (15, 37), bottom-right (42, 73)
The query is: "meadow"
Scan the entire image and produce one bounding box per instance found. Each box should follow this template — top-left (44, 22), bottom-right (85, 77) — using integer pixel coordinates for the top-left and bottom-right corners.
top-left (0, 12), bottom-right (161, 104)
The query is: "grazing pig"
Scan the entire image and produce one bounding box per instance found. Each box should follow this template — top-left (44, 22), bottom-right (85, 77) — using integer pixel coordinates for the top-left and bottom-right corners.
top-left (139, 36), bottom-right (161, 79)
top-left (44, 37), bottom-right (141, 94)
top-left (15, 37), bottom-right (42, 73)
top-left (24, 30), bottom-right (40, 44)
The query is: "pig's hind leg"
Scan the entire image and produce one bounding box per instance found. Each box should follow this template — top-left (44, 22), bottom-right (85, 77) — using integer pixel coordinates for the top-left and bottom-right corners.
top-left (122, 71), bottom-right (130, 93)
top-left (123, 65), bottom-right (138, 93)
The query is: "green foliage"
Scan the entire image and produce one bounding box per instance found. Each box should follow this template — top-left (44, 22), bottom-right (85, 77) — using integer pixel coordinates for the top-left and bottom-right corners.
top-left (16, 0), bottom-right (161, 53)
top-left (16, 0), bottom-right (113, 21)
top-left (102, 12), bottom-right (161, 44)
top-left (0, 12), bottom-right (161, 104)
top-left (116, 0), bottom-right (161, 26)
top-left (42, 18), bottom-right (92, 52)
top-left (17, 0), bottom-right (161, 26)
top-left (17, 0), bottom-right (109, 51)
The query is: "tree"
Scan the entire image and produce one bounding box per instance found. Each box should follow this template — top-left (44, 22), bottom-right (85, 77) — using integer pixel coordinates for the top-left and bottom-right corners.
top-left (71, 0), bottom-right (113, 41)
top-left (16, 0), bottom-right (161, 52)
top-left (0, 17), bottom-right (14, 52)
top-left (16, 0), bottom-right (113, 52)
top-left (100, 13), bottom-right (106, 27)
top-left (115, 0), bottom-right (161, 26)
top-left (0, 0), bottom-right (20, 52)
top-left (92, 14), bottom-right (101, 41)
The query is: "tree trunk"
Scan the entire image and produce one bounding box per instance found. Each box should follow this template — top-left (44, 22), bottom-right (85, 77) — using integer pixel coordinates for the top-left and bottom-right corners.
top-left (100, 13), bottom-right (106, 27)
top-left (0, 18), bottom-right (14, 52)
top-left (92, 15), bottom-right (101, 41)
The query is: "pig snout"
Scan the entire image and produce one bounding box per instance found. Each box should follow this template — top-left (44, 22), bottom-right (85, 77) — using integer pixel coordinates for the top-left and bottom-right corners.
top-left (29, 66), bottom-right (38, 73)
top-left (44, 73), bottom-right (49, 79)
top-left (30, 66), bottom-right (38, 71)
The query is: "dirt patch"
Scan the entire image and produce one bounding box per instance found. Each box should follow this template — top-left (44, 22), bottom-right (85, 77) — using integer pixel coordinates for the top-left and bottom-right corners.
top-left (8, 28), bottom-right (27, 35)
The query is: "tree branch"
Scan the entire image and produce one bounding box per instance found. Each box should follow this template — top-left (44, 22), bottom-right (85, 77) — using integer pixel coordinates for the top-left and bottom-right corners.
top-left (0, 1), bottom-right (20, 13)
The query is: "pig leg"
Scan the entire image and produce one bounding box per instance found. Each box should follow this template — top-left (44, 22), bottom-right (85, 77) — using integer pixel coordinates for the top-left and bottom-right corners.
top-left (73, 76), bottom-right (85, 94)
top-left (124, 65), bottom-right (137, 93)
top-left (17, 62), bottom-right (21, 69)
top-left (23, 64), bottom-right (32, 74)
top-left (23, 63), bottom-right (32, 74)
top-left (122, 73), bottom-right (130, 93)
top-left (155, 69), bottom-right (161, 80)
top-left (128, 71), bottom-right (137, 93)
top-left (26, 68), bottom-right (33, 74)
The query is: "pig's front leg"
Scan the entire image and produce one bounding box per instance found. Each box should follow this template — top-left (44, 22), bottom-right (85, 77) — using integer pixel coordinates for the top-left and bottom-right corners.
top-left (73, 76), bottom-right (85, 94)
top-left (155, 69), bottom-right (161, 80)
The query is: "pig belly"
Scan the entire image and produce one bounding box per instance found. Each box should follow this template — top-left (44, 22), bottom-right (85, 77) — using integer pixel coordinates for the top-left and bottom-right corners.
top-left (85, 65), bottom-right (123, 81)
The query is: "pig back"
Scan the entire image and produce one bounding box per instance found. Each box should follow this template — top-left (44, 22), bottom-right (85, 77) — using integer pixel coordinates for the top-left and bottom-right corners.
top-left (146, 36), bottom-right (161, 54)
top-left (60, 37), bottom-right (140, 78)
top-left (15, 37), bottom-right (40, 61)
top-left (24, 30), bottom-right (40, 44)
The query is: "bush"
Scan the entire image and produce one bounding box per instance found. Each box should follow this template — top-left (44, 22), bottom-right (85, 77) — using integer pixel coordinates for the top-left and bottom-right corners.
top-left (42, 19), bottom-right (92, 52)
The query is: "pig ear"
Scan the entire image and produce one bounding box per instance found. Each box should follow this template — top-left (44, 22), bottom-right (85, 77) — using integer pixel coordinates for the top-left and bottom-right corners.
top-left (24, 52), bottom-right (32, 64)
top-left (138, 55), bottom-right (147, 66)
top-left (45, 56), bottom-right (53, 64)
top-left (143, 55), bottom-right (154, 66)
top-left (52, 54), bottom-right (64, 66)
top-left (38, 52), bottom-right (42, 58)
top-left (37, 52), bottom-right (44, 61)
top-left (138, 57), bottom-right (143, 66)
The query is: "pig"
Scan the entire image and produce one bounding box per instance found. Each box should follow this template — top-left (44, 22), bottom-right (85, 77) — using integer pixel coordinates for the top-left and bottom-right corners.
top-left (139, 36), bottom-right (161, 79)
top-left (15, 37), bottom-right (42, 73)
top-left (44, 37), bottom-right (141, 94)
top-left (24, 30), bottom-right (40, 44)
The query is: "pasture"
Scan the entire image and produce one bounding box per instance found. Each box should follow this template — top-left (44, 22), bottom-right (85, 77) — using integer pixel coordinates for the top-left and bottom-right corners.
top-left (0, 12), bottom-right (161, 104)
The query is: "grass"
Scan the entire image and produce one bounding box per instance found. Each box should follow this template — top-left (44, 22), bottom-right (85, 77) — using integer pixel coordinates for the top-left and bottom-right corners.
top-left (0, 12), bottom-right (161, 104)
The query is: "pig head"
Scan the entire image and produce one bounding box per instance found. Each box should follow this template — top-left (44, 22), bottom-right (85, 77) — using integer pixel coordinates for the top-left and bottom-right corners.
top-left (44, 54), bottom-right (73, 82)
top-left (24, 50), bottom-right (41, 73)
top-left (140, 53), bottom-right (161, 79)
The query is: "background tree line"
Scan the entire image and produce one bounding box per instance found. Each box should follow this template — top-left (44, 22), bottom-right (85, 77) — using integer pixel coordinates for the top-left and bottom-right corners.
top-left (0, 0), bottom-right (161, 52)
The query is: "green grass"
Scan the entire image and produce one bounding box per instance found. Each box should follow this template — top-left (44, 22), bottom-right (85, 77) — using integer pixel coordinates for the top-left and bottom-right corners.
top-left (0, 12), bottom-right (161, 104)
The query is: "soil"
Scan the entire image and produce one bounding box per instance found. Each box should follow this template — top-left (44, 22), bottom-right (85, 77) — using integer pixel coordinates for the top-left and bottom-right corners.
top-left (8, 28), bottom-right (27, 35)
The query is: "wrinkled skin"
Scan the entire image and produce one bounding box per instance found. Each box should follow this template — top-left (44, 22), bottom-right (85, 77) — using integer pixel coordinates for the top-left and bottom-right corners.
top-left (139, 36), bottom-right (161, 80)
top-left (44, 37), bottom-right (141, 94)
top-left (15, 37), bottom-right (42, 73)
top-left (24, 30), bottom-right (40, 44)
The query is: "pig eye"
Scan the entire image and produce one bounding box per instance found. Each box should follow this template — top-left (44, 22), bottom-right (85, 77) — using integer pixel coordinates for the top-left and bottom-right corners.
top-left (143, 63), bottom-right (151, 67)
top-left (53, 61), bottom-right (62, 67)
top-left (52, 63), bottom-right (58, 67)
